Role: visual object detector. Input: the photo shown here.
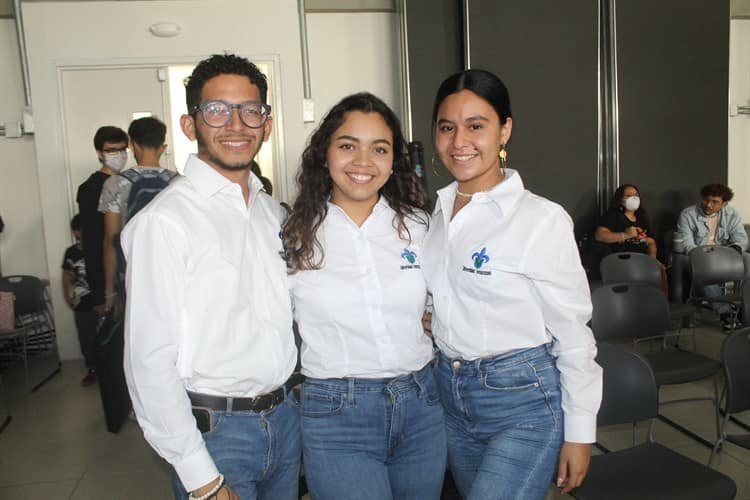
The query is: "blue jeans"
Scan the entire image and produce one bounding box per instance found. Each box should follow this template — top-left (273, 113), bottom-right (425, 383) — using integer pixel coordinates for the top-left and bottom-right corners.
top-left (301, 363), bottom-right (447, 500)
top-left (172, 391), bottom-right (301, 500)
top-left (435, 344), bottom-right (563, 500)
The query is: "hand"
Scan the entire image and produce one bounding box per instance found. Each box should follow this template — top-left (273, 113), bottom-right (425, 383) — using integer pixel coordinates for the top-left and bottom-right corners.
top-left (216, 485), bottom-right (239, 500)
top-left (422, 311), bottom-right (433, 338)
top-left (93, 303), bottom-right (107, 315)
top-left (623, 226), bottom-right (639, 239)
top-left (556, 442), bottom-right (591, 494)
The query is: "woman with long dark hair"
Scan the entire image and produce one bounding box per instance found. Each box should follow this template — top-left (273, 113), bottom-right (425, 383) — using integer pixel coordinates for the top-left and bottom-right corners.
top-left (283, 92), bottom-right (446, 499)
top-left (594, 183), bottom-right (657, 257)
top-left (422, 69), bottom-right (602, 500)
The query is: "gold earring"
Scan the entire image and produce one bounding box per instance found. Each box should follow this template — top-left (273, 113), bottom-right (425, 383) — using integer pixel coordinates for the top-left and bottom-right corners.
top-left (498, 144), bottom-right (507, 175)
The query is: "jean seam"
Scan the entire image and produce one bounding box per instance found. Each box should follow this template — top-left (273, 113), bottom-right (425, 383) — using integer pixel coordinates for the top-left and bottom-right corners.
top-left (528, 362), bottom-right (559, 431)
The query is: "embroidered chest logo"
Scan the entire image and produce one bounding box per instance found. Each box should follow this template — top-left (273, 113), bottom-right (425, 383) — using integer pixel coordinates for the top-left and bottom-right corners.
top-left (400, 248), bottom-right (421, 270)
top-left (463, 247), bottom-right (492, 276)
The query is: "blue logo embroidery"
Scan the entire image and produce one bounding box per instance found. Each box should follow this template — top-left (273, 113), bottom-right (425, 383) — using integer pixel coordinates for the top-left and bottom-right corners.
top-left (400, 248), bottom-right (420, 270)
top-left (472, 247), bottom-right (490, 269)
top-left (401, 248), bottom-right (417, 264)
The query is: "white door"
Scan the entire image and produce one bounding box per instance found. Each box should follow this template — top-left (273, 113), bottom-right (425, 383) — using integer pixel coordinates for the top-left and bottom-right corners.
top-left (60, 66), bottom-right (172, 211)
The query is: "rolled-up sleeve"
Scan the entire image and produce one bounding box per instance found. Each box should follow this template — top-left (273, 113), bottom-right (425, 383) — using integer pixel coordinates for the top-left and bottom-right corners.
top-left (121, 212), bottom-right (218, 491)
top-left (523, 207), bottom-right (602, 444)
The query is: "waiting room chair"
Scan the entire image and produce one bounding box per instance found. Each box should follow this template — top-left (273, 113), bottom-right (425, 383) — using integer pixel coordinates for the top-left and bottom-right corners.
top-left (571, 343), bottom-right (736, 500)
top-left (591, 283), bottom-right (722, 447)
top-left (0, 276), bottom-right (61, 390)
top-left (600, 252), bottom-right (695, 326)
top-left (709, 328), bottom-right (750, 465)
top-left (688, 245), bottom-right (745, 331)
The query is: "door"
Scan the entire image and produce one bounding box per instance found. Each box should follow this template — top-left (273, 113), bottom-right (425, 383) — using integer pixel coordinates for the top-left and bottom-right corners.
top-left (60, 66), bottom-right (172, 212)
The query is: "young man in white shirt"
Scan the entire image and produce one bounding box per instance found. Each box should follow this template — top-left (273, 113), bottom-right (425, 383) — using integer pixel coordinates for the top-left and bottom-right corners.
top-left (121, 54), bottom-right (299, 500)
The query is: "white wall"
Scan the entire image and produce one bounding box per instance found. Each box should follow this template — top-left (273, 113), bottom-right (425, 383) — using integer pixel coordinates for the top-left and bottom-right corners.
top-left (306, 12), bottom-right (401, 128)
top-left (729, 19), bottom-right (750, 220)
top-left (0, 19), bottom-right (47, 279)
top-left (5, 2), bottom-right (400, 361)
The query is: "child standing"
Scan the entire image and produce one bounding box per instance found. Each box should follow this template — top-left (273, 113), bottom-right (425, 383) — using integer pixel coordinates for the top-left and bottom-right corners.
top-left (62, 214), bottom-right (98, 386)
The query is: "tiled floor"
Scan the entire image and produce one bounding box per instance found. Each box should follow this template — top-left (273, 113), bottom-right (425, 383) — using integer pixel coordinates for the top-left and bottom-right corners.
top-left (1, 324), bottom-right (749, 499)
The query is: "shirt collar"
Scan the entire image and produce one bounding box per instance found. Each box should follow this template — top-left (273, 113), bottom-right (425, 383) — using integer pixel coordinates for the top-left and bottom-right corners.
top-left (433, 168), bottom-right (525, 218)
top-left (183, 154), bottom-right (263, 198)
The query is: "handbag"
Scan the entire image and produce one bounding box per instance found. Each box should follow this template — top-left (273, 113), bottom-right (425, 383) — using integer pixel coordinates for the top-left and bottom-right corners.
top-left (0, 291), bottom-right (15, 331)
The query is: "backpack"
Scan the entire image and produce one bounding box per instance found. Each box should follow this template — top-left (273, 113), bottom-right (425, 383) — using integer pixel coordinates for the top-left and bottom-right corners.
top-left (120, 168), bottom-right (177, 224)
top-left (112, 168), bottom-right (177, 304)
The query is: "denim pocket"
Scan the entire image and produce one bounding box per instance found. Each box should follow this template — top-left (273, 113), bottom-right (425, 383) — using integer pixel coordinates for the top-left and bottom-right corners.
top-left (482, 362), bottom-right (540, 392)
top-left (301, 385), bottom-right (345, 417)
top-left (417, 370), bottom-right (442, 406)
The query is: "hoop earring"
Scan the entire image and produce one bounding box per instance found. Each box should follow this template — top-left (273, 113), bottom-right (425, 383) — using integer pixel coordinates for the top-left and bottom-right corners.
top-left (499, 144), bottom-right (508, 176)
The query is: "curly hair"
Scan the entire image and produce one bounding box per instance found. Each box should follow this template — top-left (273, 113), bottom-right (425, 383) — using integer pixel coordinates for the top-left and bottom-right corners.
top-left (700, 183), bottom-right (734, 202)
top-left (283, 92), bottom-right (428, 272)
top-left (184, 54), bottom-right (268, 112)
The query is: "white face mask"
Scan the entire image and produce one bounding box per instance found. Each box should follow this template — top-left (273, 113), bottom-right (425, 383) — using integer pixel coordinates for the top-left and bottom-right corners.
top-left (624, 195), bottom-right (640, 212)
top-left (102, 150), bottom-right (128, 172)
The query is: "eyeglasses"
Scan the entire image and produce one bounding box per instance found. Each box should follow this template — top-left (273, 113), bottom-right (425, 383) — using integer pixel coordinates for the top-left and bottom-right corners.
top-left (102, 146), bottom-right (128, 153)
top-left (191, 100), bottom-right (271, 128)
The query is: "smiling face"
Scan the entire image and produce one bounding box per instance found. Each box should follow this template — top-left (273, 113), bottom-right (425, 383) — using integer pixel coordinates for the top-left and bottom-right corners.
top-left (180, 73), bottom-right (272, 176)
top-left (327, 111), bottom-right (394, 215)
top-left (435, 89), bottom-right (512, 194)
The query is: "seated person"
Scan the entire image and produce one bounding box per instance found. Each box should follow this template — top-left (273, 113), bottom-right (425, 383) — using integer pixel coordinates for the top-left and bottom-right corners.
top-left (674, 183), bottom-right (748, 328)
top-left (676, 183), bottom-right (747, 253)
top-left (595, 183), bottom-right (657, 258)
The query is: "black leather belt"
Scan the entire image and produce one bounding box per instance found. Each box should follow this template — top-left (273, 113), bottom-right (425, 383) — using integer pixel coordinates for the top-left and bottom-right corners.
top-left (188, 373), bottom-right (305, 413)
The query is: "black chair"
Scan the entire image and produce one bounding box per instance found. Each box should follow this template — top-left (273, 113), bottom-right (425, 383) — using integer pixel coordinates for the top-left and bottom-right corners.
top-left (688, 245), bottom-right (745, 331)
top-left (600, 252), bottom-right (695, 326)
top-left (0, 276), bottom-right (61, 390)
top-left (571, 343), bottom-right (736, 500)
top-left (709, 328), bottom-right (750, 465)
top-left (601, 252), bottom-right (663, 288)
top-left (591, 283), bottom-right (722, 448)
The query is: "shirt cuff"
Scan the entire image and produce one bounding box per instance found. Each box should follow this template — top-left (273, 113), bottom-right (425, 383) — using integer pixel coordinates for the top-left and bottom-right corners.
top-left (173, 446), bottom-right (220, 493)
top-left (563, 413), bottom-right (597, 443)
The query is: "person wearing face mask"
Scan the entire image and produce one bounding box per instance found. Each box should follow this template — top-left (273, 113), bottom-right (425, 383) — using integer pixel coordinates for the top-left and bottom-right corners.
top-left (594, 183), bottom-right (657, 258)
top-left (75, 125), bottom-right (128, 384)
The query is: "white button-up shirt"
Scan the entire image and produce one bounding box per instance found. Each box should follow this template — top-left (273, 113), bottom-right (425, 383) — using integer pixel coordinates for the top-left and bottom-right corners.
top-left (121, 154), bottom-right (296, 491)
top-left (422, 169), bottom-right (602, 443)
top-left (289, 198), bottom-right (434, 379)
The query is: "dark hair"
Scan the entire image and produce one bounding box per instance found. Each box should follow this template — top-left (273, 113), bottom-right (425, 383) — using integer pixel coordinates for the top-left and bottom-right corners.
top-left (609, 184), bottom-right (648, 223)
top-left (431, 69), bottom-right (512, 128)
top-left (283, 92), bottom-right (428, 272)
top-left (185, 54), bottom-right (268, 112)
top-left (93, 126), bottom-right (128, 151)
top-left (70, 214), bottom-right (81, 231)
top-left (128, 117), bottom-right (166, 149)
top-left (700, 183), bottom-right (734, 202)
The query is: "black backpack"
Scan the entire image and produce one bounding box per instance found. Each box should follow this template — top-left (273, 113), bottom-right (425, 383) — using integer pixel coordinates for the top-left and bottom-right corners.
top-left (120, 168), bottom-right (177, 224)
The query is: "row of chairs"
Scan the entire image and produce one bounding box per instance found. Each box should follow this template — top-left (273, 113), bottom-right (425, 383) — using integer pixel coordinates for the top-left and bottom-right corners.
top-left (572, 249), bottom-right (750, 498)
top-left (573, 334), bottom-right (748, 499)
top-left (0, 275), bottom-right (61, 392)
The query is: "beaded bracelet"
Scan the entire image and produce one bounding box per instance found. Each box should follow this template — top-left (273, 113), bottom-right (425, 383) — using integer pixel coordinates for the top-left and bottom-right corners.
top-left (188, 474), bottom-right (225, 500)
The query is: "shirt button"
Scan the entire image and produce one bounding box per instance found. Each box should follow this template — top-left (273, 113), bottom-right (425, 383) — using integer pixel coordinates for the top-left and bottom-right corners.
top-left (452, 360), bottom-right (461, 369)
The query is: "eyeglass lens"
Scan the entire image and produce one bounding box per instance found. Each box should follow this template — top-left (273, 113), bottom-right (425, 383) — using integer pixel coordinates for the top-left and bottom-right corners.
top-left (199, 101), bottom-right (269, 128)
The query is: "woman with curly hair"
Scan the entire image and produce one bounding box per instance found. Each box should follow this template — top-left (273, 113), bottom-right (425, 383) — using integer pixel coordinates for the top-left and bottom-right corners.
top-left (283, 92), bottom-right (446, 499)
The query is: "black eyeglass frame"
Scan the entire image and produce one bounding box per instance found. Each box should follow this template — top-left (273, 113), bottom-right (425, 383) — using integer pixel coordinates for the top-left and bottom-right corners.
top-left (190, 100), bottom-right (272, 129)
